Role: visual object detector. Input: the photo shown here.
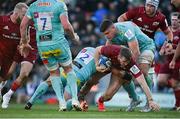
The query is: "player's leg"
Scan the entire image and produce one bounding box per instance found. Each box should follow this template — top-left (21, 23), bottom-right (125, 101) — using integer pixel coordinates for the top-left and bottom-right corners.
top-left (123, 80), bottom-right (142, 112)
top-left (0, 60), bottom-right (17, 101)
top-left (137, 50), bottom-right (154, 112)
top-left (97, 68), bottom-right (123, 111)
top-left (138, 50), bottom-right (154, 90)
top-left (25, 78), bottom-right (51, 110)
top-left (79, 72), bottom-right (106, 102)
top-left (62, 65), bottom-right (81, 111)
top-left (2, 61), bottom-right (33, 109)
top-left (60, 45), bottom-right (81, 111)
top-left (169, 69), bottom-right (180, 111)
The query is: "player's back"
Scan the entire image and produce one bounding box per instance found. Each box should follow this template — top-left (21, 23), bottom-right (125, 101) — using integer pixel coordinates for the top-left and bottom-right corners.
top-left (114, 21), bottom-right (155, 52)
top-left (27, 0), bottom-right (67, 46)
top-left (73, 47), bottom-right (96, 83)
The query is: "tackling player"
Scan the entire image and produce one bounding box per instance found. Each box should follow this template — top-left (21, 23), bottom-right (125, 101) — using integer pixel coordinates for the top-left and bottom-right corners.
top-left (100, 19), bottom-right (156, 112)
top-left (24, 47), bottom-right (140, 112)
top-left (94, 45), bottom-right (160, 112)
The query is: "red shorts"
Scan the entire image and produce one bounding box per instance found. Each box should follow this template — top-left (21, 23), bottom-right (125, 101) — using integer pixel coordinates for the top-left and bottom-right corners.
top-left (159, 61), bottom-right (180, 80)
top-left (13, 49), bottom-right (37, 64)
top-left (0, 53), bottom-right (14, 79)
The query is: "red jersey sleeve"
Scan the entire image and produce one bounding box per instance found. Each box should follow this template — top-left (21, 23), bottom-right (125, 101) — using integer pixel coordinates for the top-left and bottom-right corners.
top-left (159, 13), bottom-right (169, 31)
top-left (129, 64), bottom-right (142, 78)
top-left (125, 7), bottom-right (140, 20)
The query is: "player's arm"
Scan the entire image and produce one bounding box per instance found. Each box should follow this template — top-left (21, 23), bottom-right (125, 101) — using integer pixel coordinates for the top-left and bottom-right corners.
top-left (117, 7), bottom-right (137, 22)
top-left (20, 16), bottom-right (31, 44)
top-left (94, 46), bottom-right (110, 73)
top-left (163, 27), bottom-right (173, 43)
top-left (117, 13), bottom-right (128, 22)
top-left (127, 40), bottom-right (140, 61)
top-left (60, 13), bottom-right (80, 44)
top-left (133, 72), bottom-right (160, 111)
top-left (169, 43), bottom-right (180, 69)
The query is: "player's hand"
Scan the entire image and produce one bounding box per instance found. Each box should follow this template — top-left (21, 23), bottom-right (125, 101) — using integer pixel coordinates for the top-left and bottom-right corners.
top-left (19, 43), bottom-right (34, 58)
top-left (96, 65), bottom-right (110, 73)
top-left (169, 59), bottom-right (176, 69)
top-left (73, 33), bottom-right (81, 45)
top-left (148, 100), bottom-right (160, 111)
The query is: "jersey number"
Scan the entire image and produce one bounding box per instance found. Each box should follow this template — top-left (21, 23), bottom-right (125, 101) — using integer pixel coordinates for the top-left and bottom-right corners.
top-left (76, 52), bottom-right (93, 65)
top-left (37, 12), bottom-right (53, 31)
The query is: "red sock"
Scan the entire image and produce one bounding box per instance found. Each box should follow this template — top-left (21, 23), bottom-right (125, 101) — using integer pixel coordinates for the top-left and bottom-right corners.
top-left (98, 96), bottom-right (104, 103)
top-left (11, 81), bottom-right (21, 92)
top-left (174, 89), bottom-right (180, 107)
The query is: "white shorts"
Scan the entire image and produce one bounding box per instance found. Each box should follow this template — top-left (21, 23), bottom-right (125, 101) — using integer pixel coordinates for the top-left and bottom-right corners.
top-left (137, 50), bottom-right (154, 65)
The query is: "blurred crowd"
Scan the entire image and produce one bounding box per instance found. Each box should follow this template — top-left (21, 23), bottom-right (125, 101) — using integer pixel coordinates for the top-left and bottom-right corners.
top-left (0, 0), bottom-right (178, 104)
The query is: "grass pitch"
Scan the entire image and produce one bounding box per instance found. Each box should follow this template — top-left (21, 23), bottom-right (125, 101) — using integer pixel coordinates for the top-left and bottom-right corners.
top-left (0, 103), bottom-right (180, 118)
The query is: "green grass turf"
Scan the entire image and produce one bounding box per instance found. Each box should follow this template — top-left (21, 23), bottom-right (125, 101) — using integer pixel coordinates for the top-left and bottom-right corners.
top-left (0, 104), bottom-right (180, 118)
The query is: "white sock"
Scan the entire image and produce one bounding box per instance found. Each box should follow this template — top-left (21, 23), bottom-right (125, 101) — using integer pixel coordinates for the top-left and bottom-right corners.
top-left (6, 89), bottom-right (14, 96)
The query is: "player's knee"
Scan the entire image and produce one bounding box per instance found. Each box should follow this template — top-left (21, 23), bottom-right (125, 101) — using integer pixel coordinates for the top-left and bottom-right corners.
top-left (158, 78), bottom-right (168, 86)
top-left (19, 71), bottom-right (30, 79)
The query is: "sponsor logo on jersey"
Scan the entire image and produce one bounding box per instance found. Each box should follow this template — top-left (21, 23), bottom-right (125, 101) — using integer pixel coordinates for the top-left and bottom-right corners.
top-left (3, 26), bottom-right (9, 30)
top-left (34, 12), bottom-right (39, 18)
top-left (38, 2), bottom-right (51, 6)
top-left (152, 22), bottom-right (159, 26)
top-left (174, 36), bottom-right (179, 41)
top-left (137, 17), bottom-right (142, 22)
top-left (124, 29), bottom-right (134, 40)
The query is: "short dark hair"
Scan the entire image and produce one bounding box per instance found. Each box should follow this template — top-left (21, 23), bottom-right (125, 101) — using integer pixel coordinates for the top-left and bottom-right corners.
top-left (100, 19), bottom-right (114, 32)
top-left (120, 47), bottom-right (132, 61)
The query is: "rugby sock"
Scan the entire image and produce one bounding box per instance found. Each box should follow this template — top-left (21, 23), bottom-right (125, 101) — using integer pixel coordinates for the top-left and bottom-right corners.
top-left (174, 89), bottom-right (180, 107)
top-left (123, 81), bottom-right (138, 101)
top-left (66, 99), bottom-right (73, 111)
top-left (11, 81), bottom-right (21, 92)
top-left (144, 75), bottom-right (153, 91)
top-left (29, 82), bottom-right (49, 104)
top-left (50, 76), bottom-right (66, 105)
top-left (98, 96), bottom-right (104, 103)
top-left (66, 70), bottom-right (78, 100)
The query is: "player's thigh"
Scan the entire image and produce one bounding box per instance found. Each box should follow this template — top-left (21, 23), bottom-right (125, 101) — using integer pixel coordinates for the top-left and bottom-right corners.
top-left (0, 57), bottom-right (14, 80)
top-left (59, 47), bottom-right (72, 68)
top-left (38, 45), bottom-right (60, 71)
top-left (20, 61), bottom-right (33, 77)
top-left (137, 50), bottom-right (154, 74)
top-left (157, 73), bottom-right (170, 85)
top-left (104, 70), bottom-right (123, 97)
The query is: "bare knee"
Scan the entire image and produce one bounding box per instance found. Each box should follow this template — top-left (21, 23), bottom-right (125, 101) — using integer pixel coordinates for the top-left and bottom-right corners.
top-left (157, 74), bottom-right (168, 86)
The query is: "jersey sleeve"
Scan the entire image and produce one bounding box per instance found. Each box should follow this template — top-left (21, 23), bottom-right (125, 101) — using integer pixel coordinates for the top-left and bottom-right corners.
top-left (124, 28), bottom-right (136, 42)
top-left (57, 2), bottom-right (68, 17)
top-left (125, 7), bottom-right (139, 20)
top-left (26, 6), bottom-right (33, 19)
top-left (129, 63), bottom-right (142, 78)
top-left (159, 16), bottom-right (169, 32)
